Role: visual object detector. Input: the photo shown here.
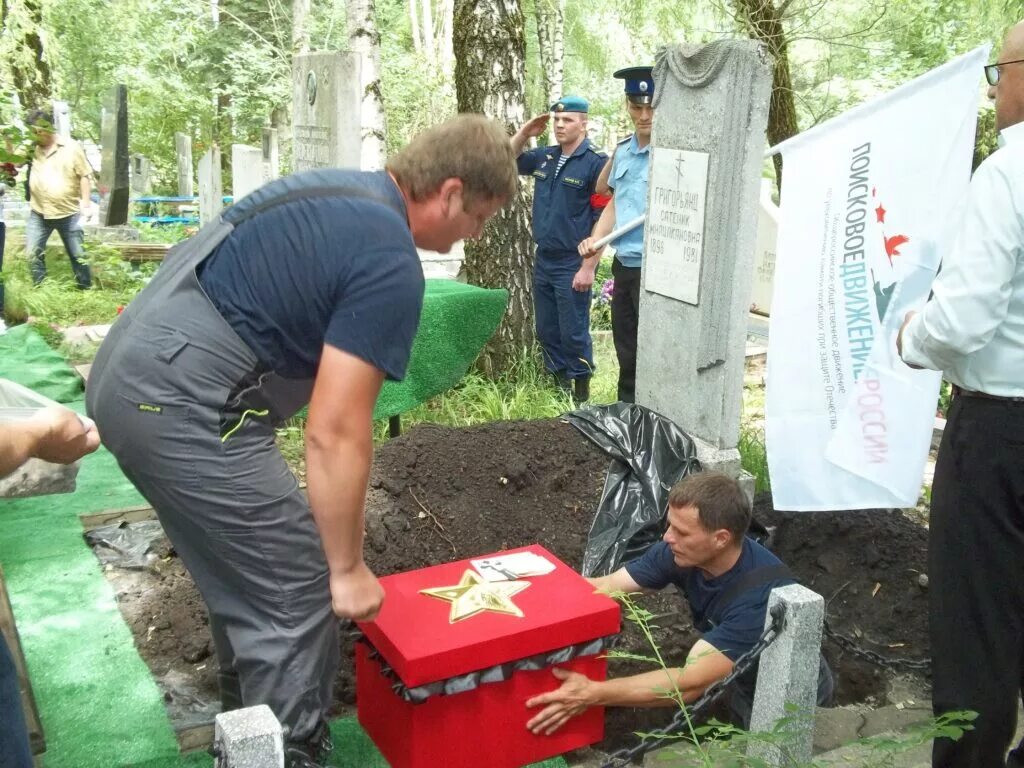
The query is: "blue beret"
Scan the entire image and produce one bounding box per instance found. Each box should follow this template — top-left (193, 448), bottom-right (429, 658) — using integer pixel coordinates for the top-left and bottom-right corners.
top-left (613, 66), bottom-right (655, 105)
top-left (550, 95), bottom-right (589, 113)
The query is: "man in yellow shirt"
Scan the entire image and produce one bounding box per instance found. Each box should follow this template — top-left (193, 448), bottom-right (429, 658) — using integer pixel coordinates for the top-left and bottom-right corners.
top-left (25, 108), bottom-right (94, 289)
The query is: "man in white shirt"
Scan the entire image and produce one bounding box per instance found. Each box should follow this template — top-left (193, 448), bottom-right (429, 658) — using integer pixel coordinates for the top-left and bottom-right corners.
top-left (897, 21), bottom-right (1024, 768)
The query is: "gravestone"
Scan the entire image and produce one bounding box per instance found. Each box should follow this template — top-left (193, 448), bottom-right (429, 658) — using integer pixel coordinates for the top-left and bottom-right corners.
top-left (131, 154), bottom-right (152, 195)
top-left (262, 127), bottom-right (280, 182)
top-left (232, 144), bottom-right (264, 202)
top-left (198, 146), bottom-right (223, 226)
top-left (175, 132), bottom-right (194, 197)
top-left (750, 178), bottom-right (779, 316)
top-left (51, 100), bottom-right (71, 139)
top-left (99, 85), bottom-right (129, 226)
top-left (291, 52), bottom-right (362, 171)
top-left (635, 41), bottom-right (773, 477)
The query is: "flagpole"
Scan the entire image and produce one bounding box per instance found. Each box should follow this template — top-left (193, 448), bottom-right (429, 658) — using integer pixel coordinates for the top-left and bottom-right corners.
top-left (593, 214), bottom-right (646, 249)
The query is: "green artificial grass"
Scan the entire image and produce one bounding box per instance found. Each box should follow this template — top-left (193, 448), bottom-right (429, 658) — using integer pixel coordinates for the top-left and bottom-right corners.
top-left (374, 279), bottom-right (508, 421)
top-left (0, 324), bottom-right (566, 768)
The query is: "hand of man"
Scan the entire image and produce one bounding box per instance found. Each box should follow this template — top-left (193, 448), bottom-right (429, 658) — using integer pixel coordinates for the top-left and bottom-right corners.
top-left (577, 237), bottom-right (602, 260)
top-left (330, 561), bottom-right (385, 621)
top-left (525, 668), bottom-right (595, 735)
top-left (897, 311), bottom-right (923, 369)
top-left (28, 406), bottom-right (100, 464)
top-left (520, 114), bottom-right (551, 139)
top-left (572, 265), bottom-right (596, 293)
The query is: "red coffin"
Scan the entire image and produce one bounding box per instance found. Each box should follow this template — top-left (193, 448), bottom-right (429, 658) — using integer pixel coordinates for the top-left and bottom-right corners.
top-left (356, 544), bottom-right (621, 768)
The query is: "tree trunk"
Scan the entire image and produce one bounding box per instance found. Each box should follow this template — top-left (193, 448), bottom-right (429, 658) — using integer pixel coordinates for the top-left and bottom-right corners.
top-left (438, 0), bottom-right (455, 76)
top-left (10, 0), bottom-right (51, 110)
top-left (731, 0), bottom-right (798, 191)
top-left (421, 0), bottom-right (436, 67)
top-left (409, 0), bottom-right (422, 53)
top-left (293, 0), bottom-right (310, 56)
top-left (534, 0), bottom-right (563, 105)
top-left (348, 0), bottom-right (387, 170)
top-left (454, 0), bottom-right (535, 375)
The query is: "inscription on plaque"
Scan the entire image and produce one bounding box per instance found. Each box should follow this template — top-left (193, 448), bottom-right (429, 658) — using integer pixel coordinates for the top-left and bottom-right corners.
top-left (644, 148), bottom-right (709, 305)
top-left (293, 125), bottom-right (332, 170)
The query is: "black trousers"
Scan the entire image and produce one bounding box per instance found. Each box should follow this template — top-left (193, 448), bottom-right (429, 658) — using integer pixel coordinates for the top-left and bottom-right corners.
top-left (930, 394), bottom-right (1024, 767)
top-left (611, 259), bottom-right (641, 403)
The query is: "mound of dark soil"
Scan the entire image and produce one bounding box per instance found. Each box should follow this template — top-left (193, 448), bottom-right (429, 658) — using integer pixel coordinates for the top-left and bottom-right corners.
top-left (95, 418), bottom-right (931, 755)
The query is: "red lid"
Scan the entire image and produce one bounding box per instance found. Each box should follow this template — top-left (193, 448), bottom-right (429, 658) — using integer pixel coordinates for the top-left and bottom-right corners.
top-left (357, 545), bottom-right (621, 687)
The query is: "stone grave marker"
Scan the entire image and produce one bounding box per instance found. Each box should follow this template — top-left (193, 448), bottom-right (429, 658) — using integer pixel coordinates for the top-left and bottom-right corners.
top-left (262, 127), bottom-right (280, 182)
top-left (635, 41), bottom-right (773, 478)
top-left (175, 132), bottom-right (194, 197)
top-left (232, 144), bottom-right (264, 202)
top-left (131, 154), bottom-right (152, 195)
top-left (52, 100), bottom-right (72, 139)
top-left (750, 178), bottom-right (779, 316)
top-left (99, 84), bottom-right (129, 226)
top-left (198, 146), bottom-right (223, 226)
top-left (291, 52), bottom-right (362, 171)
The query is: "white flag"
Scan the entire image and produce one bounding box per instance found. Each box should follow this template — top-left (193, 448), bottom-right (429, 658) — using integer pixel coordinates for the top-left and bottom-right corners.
top-left (765, 46), bottom-right (990, 511)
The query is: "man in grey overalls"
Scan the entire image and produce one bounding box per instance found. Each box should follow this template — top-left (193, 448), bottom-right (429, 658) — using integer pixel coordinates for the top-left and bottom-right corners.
top-left (86, 115), bottom-right (517, 768)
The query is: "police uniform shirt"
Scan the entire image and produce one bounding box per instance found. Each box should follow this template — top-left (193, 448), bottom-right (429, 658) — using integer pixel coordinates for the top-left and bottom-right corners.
top-left (517, 138), bottom-right (607, 253)
top-left (198, 169), bottom-right (425, 381)
top-left (607, 134), bottom-right (649, 268)
top-left (900, 120), bottom-right (1024, 396)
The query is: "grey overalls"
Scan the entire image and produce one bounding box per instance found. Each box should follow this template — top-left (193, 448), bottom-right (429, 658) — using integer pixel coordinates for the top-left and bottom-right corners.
top-left (86, 173), bottom-right (401, 742)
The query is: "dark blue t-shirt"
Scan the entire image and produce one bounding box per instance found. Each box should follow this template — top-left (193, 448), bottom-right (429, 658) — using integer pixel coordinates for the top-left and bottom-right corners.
top-left (624, 538), bottom-right (794, 662)
top-left (198, 170), bottom-right (424, 380)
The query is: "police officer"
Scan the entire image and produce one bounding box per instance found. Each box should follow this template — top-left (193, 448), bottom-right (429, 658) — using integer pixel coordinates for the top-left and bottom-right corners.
top-left (86, 116), bottom-right (517, 768)
top-left (513, 96), bottom-right (608, 403)
top-left (580, 67), bottom-right (654, 403)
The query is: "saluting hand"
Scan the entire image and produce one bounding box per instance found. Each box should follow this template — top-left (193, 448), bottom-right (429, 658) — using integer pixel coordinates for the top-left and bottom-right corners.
top-left (330, 561), bottom-right (385, 622)
top-left (520, 114), bottom-right (551, 138)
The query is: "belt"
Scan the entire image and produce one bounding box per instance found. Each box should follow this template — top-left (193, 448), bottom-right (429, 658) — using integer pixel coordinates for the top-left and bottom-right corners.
top-left (952, 384), bottom-right (1024, 404)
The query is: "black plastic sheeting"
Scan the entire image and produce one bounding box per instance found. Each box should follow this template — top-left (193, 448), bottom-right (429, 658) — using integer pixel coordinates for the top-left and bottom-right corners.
top-left (84, 520), bottom-right (166, 569)
top-left (564, 403), bottom-right (701, 577)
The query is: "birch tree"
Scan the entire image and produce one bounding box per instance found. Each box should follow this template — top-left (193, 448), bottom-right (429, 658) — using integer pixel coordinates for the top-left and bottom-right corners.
top-left (348, 0), bottom-right (387, 169)
top-left (454, 0), bottom-right (535, 372)
top-left (535, 0), bottom-right (564, 105)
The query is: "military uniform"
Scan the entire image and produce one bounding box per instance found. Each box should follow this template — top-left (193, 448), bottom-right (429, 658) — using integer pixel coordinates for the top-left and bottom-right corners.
top-left (607, 66), bottom-right (654, 403)
top-left (517, 96), bottom-right (607, 387)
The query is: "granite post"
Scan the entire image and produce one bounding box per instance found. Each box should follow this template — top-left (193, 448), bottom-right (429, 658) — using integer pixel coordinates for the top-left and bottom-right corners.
top-left (291, 52), bottom-right (362, 171)
top-left (747, 584), bottom-right (824, 765)
top-left (232, 144), bottom-right (264, 201)
top-left (635, 41), bottom-right (773, 480)
top-left (99, 85), bottom-right (129, 226)
top-left (175, 132), bottom-right (194, 197)
top-left (213, 705), bottom-right (284, 768)
top-left (198, 146), bottom-right (223, 226)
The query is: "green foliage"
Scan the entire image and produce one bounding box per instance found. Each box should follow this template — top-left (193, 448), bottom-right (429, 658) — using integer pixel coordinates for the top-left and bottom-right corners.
top-left (974, 107), bottom-right (999, 171)
top-left (738, 426), bottom-right (770, 494)
top-left (3, 238), bottom-right (155, 326)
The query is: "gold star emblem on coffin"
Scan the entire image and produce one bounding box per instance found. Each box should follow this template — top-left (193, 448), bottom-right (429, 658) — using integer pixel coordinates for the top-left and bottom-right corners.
top-left (419, 569), bottom-right (531, 623)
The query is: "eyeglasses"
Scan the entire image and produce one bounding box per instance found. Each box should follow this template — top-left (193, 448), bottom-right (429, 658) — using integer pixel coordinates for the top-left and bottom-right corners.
top-left (985, 58), bottom-right (1024, 86)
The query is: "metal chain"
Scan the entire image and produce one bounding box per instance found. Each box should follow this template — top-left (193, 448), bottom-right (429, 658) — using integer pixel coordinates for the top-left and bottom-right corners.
top-left (822, 620), bottom-right (930, 671)
top-left (599, 603), bottom-right (787, 768)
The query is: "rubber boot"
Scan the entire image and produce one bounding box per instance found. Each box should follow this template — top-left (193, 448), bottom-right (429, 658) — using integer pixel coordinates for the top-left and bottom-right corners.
top-left (573, 376), bottom-right (591, 404)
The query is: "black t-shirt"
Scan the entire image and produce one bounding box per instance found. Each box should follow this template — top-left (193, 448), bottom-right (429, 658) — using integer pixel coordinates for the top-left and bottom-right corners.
top-left (198, 170), bottom-right (425, 380)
